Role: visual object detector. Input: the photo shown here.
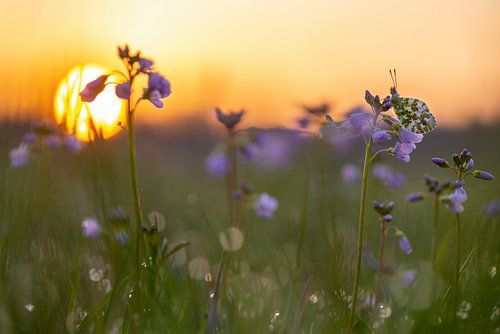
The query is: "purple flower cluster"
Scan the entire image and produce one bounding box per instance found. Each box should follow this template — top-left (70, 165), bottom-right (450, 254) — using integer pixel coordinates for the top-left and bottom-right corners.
top-left (255, 193), bottom-right (279, 219)
top-left (80, 45), bottom-right (171, 110)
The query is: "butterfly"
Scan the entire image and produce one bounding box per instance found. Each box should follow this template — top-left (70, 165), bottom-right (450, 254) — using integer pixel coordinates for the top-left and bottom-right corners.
top-left (389, 69), bottom-right (436, 134)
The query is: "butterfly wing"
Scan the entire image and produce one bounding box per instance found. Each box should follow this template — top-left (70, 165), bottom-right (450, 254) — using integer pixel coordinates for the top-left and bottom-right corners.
top-left (393, 97), bottom-right (436, 134)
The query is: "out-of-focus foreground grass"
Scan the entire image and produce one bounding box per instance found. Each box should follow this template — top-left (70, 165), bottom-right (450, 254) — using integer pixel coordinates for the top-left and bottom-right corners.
top-left (0, 119), bottom-right (498, 333)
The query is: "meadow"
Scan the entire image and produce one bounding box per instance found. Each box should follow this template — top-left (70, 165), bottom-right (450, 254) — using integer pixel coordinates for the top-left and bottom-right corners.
top-left (0, 111), bottom-right (499, 333)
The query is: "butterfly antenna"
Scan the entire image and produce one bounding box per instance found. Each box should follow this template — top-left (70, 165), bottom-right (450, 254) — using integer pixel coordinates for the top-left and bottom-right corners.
top-left (389, 69), bottom-right (396, 88)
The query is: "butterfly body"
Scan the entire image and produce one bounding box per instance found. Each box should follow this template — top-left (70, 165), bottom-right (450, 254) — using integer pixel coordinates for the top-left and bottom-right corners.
top-left (390, 87), bottom-right (436, 134)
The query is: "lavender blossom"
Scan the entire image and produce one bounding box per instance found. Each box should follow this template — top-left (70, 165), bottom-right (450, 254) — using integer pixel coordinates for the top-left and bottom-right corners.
top-left (392, 142), bottom-right (415, 163)
top-left (406, 192), bottom-right (424, 203)
top-left (473, 170), bottom-right (494, 180)
top-left (341, 109), bottom-right (373, 133)
top-left (397, 232), bottom-right (413, 254)
top-left (446, 185), bottom-right (467, 213)
top-left (82, 218), bottom-right (101, 238)
top-left (398, 128), bottom-right (423, 145)
top-left (115, 82), bottom-right (131, 99)
top-left (80, 75), bottom-right (109, 102)
top-left (143, 72), bottom-right (171, 108)
top-left (64, 135), bottom-right (84, 153)
top-left (138, 58), bottom-right (154, 72)
top-left (9, 143), bottom-right (30, 168)
top-left (372, 130), bottom-right (392, 144)
top-left (205, 151), bottom-right (230, 178)
top-left (255, 193), bottom-right (278, 219)
top-left (383, 214), bottom-right (393, 222)
top-left (341, 164), bottom-right (361, 183)
top-left (431, 157), bottom-right (450, 168)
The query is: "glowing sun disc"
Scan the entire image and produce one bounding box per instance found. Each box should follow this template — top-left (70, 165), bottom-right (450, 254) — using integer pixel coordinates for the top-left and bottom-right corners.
top-left (54, 64), bottom-right (126, 141)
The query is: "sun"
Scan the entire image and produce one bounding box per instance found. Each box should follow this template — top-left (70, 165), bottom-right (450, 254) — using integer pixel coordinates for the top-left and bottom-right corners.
top-left (54, 64), bottom-right (126, 141)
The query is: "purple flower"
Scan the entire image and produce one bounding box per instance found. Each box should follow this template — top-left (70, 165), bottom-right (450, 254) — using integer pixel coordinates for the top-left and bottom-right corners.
top-left (372, 164), bottom-right (407, 189)
top-left (446, 186), bottom-right (467, 213)
top-left (466, 159), bottom-right (474, 170)
top-left (406, 192), bottom-right (424, 203)
top-left (383, 214), bottom-right (393, 222)
top-left (473, 170), bottom-right (494, 180)
top-left (372, 130), bottom-right (392, 144)
top-left (254, 132), bottom-right (292, 169)
top-left (431, 157), bottom-right (449, 168)
top-left (240, 142), bottom-right (260, 162)
top-left (402, 269), bottom-right (417, 287)
top-left (23, 132), bottom-right (37, 143)
top-left (43, 135), bottom-right (62, 149)
top-left (9, 143), bottom-right (30, 168)
top-left (398, 128), bottom-right (423, 145)
top-left (64, 135), bottom-right (84, 153)
top-left (365, 90), bottom-right (375, 105)
top-left (138, 58), bottom-right (153, 72)
top-left (341, 164), bottom-right (361, 183)
top-left (82, 218), bottom-right (101, 238)
top-left (397, 233), bottom-right (413, 254)
top-left (215, 107), bottom-right (244, 130)
top-left (143, 72), bottom-right (171, 108)
top-left (205, 151), bottom-right (230, 178)
top-left (114, 231), bottom-right (129, 245)
top-left (342, 110), bottom-right (373, 133)
top-left (255, 193), bottom-right (278, 219)
top-left (393, 142), bottom-right (415, 163)
top-left (484, 200), bottom-right (500, 217)
top-left (80, 75), bottom-right (109, 102)
top-left (115, 82), bottom-right (131, 99)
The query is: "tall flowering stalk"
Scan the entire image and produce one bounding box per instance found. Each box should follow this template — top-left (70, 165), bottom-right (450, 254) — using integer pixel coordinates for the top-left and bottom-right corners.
top-left (323, 90), bottom-right (427, 326)
top-left (431, 149), bottom-right (494, 328)
top-left (79, 45), bottom-right (171, 272)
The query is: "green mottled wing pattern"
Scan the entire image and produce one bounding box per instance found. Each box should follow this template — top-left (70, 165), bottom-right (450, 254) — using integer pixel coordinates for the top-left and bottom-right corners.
top-left (392, 97), bottom-right (436, 134)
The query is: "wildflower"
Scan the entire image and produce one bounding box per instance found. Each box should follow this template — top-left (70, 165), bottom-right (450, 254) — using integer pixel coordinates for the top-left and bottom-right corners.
top-left (431, 157), bottom-right (449, 168)
top-left (392, 142), bottom-right (415, 163)
top-left (484, 200), bottom-right (500, 217)
top-left (215, 107), bottom-right (244, 130)
top-left (254, 132), bottom-right (292, 169)
top-left (255, 193), bottom-right (278, 219)
top-left (446, 184), bottom-right (467, 213)
top-left (23, 132), bottom-right (37, 143)
top-left (341, 164), bottom-right (361, 183)
top-left (406, 192), bottom-right (424, 203)
top-left (138, 58), bottom-right (153, 72)
top-left (402, 269), bottom-right (417, 287)
top-left (205, 151), bottom-right (230, 177)
top-left (143, 72), bottom-right (171, 108)
top-left (80, 75), bottom-right (109, 102)
top-left (473, 170), bottom-right (494, 180)
top-left (383, 214), bottom-right (393, 222)
top-left (239, 141), bottom-right (260, 162)
top-left (396, 232), bottom-right (413, 254)
top-left (372, 164), bottom-right (407, 189)
top-left (373, 200), bottom-right (395, 215)
top-left (114, 231), bottom-right (128, 245)
top-left (115, 82), bottom-right (131, 99)
top-left (398, 128), bottom-right (423, 145)
top-left (341, 109), bottom-right (373, 133)
top-left (372, 130), bottom-right (392, 144)
top-left (43, 135), bottom-right (62, 148)
top-left (82, 218), bottom-right (101, 238)
top-left (9, 143), bottom-right (30, 168)
top-left (64, 135), bottom-right (84, 153)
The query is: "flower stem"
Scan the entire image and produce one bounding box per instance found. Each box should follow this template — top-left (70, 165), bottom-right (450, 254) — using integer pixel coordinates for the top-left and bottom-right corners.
top-left (375, 219), bottom-right (386, 307)
top-left (349, 137), bottom-right (373, 327)
top-left (126, 101), bottom-right (143, 274)
top-left (432, 193), bottom-right (439, 267)
top-left (452, 212), bottom-right (461, 331)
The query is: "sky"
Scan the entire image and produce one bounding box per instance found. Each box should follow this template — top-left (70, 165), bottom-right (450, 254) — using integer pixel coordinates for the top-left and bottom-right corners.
top-left (1, 0), bottom-right (500, 128)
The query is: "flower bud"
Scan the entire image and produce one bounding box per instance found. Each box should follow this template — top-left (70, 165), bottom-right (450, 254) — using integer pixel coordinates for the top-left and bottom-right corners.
top-left (431, 157), bottom-right (449, 168)
top-left (365, 90), bottom-right (375, 105)
top-left (406, 192), bottom-right (424, 203)
top-left (383, 214), bottom-right (393, 223)
top-left (473, 170), bottom-right (494, 180)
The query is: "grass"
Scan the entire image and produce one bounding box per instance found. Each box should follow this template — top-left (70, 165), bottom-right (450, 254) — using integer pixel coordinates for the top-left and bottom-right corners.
top-left (0, 119), bottom-right (499, 333)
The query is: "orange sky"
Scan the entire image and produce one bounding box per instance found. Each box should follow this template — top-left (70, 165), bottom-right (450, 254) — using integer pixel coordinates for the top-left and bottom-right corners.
top-left (1, 0), bottom-right (500, 128)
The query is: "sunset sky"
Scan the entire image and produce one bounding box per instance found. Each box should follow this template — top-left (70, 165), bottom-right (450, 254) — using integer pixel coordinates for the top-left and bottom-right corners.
top-left (2, 0), bottom-right (500, 128)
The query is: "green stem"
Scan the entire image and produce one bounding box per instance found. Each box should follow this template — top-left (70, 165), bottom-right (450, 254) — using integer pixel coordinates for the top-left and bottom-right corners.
top-left (452, 212), bottom-right (461, 331)
top-left (375, 220), bottom-right (386, 307)
top-left (349, 137), bottom-right (373, 327)
top-left (432, 194), bottom-right (439, 267)
top-left (126, 99), bottom-right (143, 274)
